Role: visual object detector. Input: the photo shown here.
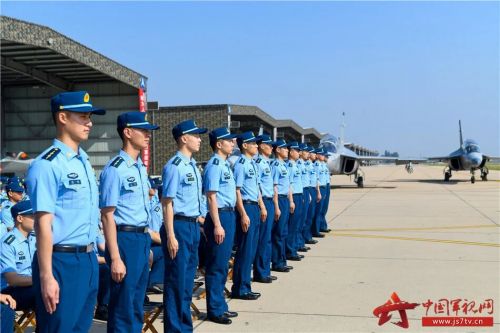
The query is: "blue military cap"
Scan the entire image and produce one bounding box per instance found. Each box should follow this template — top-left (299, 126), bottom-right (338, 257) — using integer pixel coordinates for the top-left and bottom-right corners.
top-left (117, 111), bottom-right (159, 131)
top-left (236, 131), bottom-right (258, 146)
top-left (256, 134), bottom-right (276, 146)
top-left (273, 138), bottom-right (288, 148)
top-left (11, 200), bottom-right (33, 219)
top-left (288, 141), bottom-right (301, 150)
top-left (51, 91), bottom-right (105, 115)
top-left (209, 127), bottom-right (238, 145)
top-left (172, 119), bottom-right (207, 140)
top-left (6, 177), bottom-right (24, 193)
top-left (298, 143), bottom-right (309, 151)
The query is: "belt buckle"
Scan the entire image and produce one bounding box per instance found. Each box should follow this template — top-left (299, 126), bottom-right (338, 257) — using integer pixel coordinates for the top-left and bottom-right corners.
top-left (143, 227), bottom-right (149, 233)
top-left (86, 243), bottom-right (94, 253)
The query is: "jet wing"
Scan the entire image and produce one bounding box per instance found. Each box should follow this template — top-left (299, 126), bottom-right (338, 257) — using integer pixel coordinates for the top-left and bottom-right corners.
top-left (0, 158), bottom-right (33, 175)
top-left (394, 158), bottom-right (428, 165)
top-left (484, 155), bottom-right (500, 163)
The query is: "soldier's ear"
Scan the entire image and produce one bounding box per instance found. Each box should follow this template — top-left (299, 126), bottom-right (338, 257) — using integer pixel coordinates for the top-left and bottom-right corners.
top-left (57, 111), bottom-right (69, 125)
top-left (123, 127), bottom-right (133, 140)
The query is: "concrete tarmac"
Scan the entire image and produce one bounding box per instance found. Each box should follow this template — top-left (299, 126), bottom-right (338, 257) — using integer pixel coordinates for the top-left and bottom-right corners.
top-left (90, 165), bottom-right (499, 332)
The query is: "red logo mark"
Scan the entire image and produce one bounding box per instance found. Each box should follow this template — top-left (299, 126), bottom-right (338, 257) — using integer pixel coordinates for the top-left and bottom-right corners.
top-left (373, 292), bottom-right (419, 329)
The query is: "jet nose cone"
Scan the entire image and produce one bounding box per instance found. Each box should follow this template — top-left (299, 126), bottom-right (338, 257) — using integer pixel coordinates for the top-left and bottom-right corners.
top-left (469, 153), bottom-right (482, 167)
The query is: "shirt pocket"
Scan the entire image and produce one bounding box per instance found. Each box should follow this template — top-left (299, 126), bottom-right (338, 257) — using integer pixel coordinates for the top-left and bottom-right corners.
top-left (61, 178), bottom-right (87, 209)
top-left (245, 168), bottom-right (256, 179)
top-left (122, 180), bottom-right (141, 203)
top-left (279, 168), bottom-right (288, 178)
top-left (181, 173), bottom-right (196, 196)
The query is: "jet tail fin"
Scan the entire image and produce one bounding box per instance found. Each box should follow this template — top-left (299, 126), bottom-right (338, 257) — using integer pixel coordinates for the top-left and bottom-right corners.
top-left (459, 120), bottom-right (464, 148)
top-left (339, 112), bottom-right (346, 145)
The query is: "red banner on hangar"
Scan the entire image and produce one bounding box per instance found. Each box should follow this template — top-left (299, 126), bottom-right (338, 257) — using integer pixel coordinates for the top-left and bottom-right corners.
top-left (138, 79), bottom-right (150, 171)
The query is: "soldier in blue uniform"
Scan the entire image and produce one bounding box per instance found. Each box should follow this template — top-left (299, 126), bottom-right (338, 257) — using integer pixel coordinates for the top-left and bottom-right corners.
top-left (304, 147), bottom-right (321, 245)
top-left (161, 119), bottom-right (207, 333)
top-left (285, 142), bottom-right (304, 261)
top-left (296, 144), bottom-right (312, 253)
top-left (253, 134), bottom-right (279, 284)
top-left (99, 111), bottom-right (159, 332)
top-left (203, 127), bottom-right (239, 324)
top-left (271, 139), bottom-right (295, 273)
top-left (231, 131), bottom-right (266, 300)
top-left (25, 91), bottom-right (104, 332)
top-left (147, 178), bottom-right (164, 294)
top-left (312, 148), bottom-right (327, 238)
top-left (319, 151), bottom-right (332, 233)
top-left (1, 177), bottom-right (25, 231)
top-left (0, 200), bottom-right (36, 312)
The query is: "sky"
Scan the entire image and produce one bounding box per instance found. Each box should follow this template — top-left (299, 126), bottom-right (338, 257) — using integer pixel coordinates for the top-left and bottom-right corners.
top-left (1, 1), bottom-right (499, 156)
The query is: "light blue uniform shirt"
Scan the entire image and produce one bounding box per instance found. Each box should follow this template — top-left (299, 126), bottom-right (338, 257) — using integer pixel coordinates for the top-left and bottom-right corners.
top-left (306, 160), bottom-right (317, 187)
top-left (0, 223), bottom-right (7, 238)
top-left (315, 161), bottom-right (327, 186)
top-left (203, 154), bottom-right (236, 208)
top-left (272, 159), bottom-right (293, 195)
top-left (323, 162), bottom-right (331, 184)
top-left (0, 228), bottom-right (36, 289)
top-left (297, 159), bottom-right (310, 188)
top-left (99, 150), bottom-right (151, 227)
top-left (149, 201), bottom-right (163, 232)
top-left (162, 152), bottom-right (203, 217)
top-left (233, 155), bottom-right (260, 202)
top-left (0, 201), bottom-right (15, 229)
top-left (254, 155), bottom-right (277, 199)
top-left (26, 139), bottom-right (99, 246)
top-left (287, 160), bottom-right (303, 194)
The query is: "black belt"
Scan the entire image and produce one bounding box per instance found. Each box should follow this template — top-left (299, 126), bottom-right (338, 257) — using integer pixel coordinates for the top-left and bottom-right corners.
top-left (242, 200), bottom-right (258, 205)
top-left (278, 194), bottom-right (288, 198)
top-left (174, 215), bottom-right (198, 222)
top-left (53, 243), bottom-right (94, 253)
top-left (117, 225), bottom-right (148, 233)
top-left (319, 186), bottom-right (327, 189)
top-left (293, 193), bottom-right (303, 196)
top-left (218, 207), bottom-right (235, 212)
top-left (262, 197), bottom-right (273, 200)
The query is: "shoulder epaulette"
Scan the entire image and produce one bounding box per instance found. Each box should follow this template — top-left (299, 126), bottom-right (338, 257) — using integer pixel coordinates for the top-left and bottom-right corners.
top-left (3, 234), bottom-right (15, 245)
top-left (111, 156), bottom-right (124, 168)
top-left (173, 157), bottom-right (182, 166)
top-left (42, 148), bottom-right (61, 161)
top-left (273, 161), bottom-right (279, 166)
top-left (255, 158), bottom-right (262, 163)
top-left (238, 158), bottom-right (245, 164)
top-left (213, 158), bottom-right (219, 166)
top-left (288, 162), bottom-right (293, 167)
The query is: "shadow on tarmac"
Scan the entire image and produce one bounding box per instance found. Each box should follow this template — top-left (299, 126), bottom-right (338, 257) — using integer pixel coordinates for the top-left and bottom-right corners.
top-left (331, 185), bottom-right (397, 189)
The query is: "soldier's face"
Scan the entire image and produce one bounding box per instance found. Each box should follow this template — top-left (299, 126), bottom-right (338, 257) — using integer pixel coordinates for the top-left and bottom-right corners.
top-left (184, 134), bottom-right (201, 153)
top-left (219, 139), bottom-right (234, 155)
top-left (258, 143), bottom-right (273, 156)
top-left (277, 147), bottom-right (288, 159)
top-left (310, 153), bottom-right (317, 161)
top-left (63, 112), bottom-right (93, 141)
top-left (8, 191), bottom-right (23, 202)
top-left (19, 214), bottom-right (35, 232)
top-left (244, 142), bottom-right (258, 156)
top-left (301, 151), bottom-right (310, 160)
top-left (289, 149), bottom-right (299, 160)
top-left (127, 128), bottom-right (151, 150)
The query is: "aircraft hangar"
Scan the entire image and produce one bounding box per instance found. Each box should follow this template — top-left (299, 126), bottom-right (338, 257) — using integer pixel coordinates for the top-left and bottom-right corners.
top-left (1, 16), bottom-right (146, 172)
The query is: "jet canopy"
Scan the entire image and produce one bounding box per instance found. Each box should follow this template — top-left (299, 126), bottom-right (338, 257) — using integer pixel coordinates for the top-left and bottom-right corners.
top-left (320, 134), bottom-right (338, 153)
top-left (464, 139), bottom-right (480, 153)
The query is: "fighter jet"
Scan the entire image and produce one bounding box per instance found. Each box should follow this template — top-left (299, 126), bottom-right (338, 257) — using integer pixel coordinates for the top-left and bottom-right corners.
top-left (320, 116), bottom-right (398, 187)
top-left (397, 120), bottom-right (499, 183)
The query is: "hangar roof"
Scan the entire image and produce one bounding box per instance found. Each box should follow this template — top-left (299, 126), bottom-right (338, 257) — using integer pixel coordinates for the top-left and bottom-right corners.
top-left (1, 16), bottom-right (145, 89)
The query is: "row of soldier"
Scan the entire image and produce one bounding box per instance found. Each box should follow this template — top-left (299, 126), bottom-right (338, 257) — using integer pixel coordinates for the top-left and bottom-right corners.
top-left (0, 91), bottom-right (332, 333)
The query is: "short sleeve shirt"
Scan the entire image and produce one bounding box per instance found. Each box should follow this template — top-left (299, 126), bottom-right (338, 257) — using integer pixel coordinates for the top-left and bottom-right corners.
top-left (0, 228), bottom-right (36, 289)
top-left (203, 154), bottom-right (236, 208)
top-left (233, 155), bottom-right (260, 202)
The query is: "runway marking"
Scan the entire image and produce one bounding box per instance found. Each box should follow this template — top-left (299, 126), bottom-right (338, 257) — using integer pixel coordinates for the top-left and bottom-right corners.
top-left (331, 233), bottom-right (500, 247)
top-left (332, 224), bottom-right (498, 232)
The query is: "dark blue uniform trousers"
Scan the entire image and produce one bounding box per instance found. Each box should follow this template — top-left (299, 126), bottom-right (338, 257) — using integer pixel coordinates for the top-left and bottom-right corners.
top-left (286, 193), bottom-right (303, 257)
top-left (32, 251), bottom-right (98, 333)
top-left (271, 197), bottom-right (290, 269)
top-left (204, 210), bottom-right (236, 317)
top-left (312, 186), bottom-right (327, 236)
top-left (253, 197), bottom-right (275, 280)
top-left (320, 184), bottom-right (331, 230)
top-left (297, 187), bottom-right (312, 248)
top-left (1, 286), bottom-right (35, 311)
top-left (303, 187), bottom-right (316, 242)
top-left (1, 303), bottom-right (15, 333)
top-left (149, 245), bottom-right (165, 287)
top-left (106, 231), bottom-right (150, 333)
top-left (98, 262), bottom-right (111, 307)
top-left (161, 220), bottom-right (200, 333)
top-left (231, 203), bottom-right (260, 297)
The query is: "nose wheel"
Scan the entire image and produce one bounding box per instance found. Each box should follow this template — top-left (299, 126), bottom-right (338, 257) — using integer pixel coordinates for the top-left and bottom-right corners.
top-left (354, 169), bottom-right (365, 188)
top-left (470, 169), bottom-right (476, 184)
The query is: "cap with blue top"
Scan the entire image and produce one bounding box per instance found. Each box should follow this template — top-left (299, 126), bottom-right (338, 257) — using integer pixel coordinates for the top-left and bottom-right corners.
top-left (256, 134), bottom-right (276, 146)
top-left (209, 127), bottom-right (238, 146)
top-left (288, 141), bottom-right (301, 150)
top-left (298, 143), bottom-right (309, 151)
top-left (172, 119), bottom-right (207, 140)
top-left (51, 91), bottom-right (106, 115)
top-left (11, 200), bottom-right (33, 220)
top-left (6, 177), bottom-right (25, 193)
top-left (273, 138), bottom-right (288, 148)
top-left (117, 111), bottom-right (159, 131)
top-left (236, 131), bottom-right (258, 146)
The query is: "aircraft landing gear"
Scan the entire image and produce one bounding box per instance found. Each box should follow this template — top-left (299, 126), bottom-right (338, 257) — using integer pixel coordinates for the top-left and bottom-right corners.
top-left (443, 167), bottom-right (452, 182)
top-left (470, 169), bottom-right (476, 184)
top-left (481, 167), bottom-right (489, 181)
top-left (354, 169), bottom-right (365, 188)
